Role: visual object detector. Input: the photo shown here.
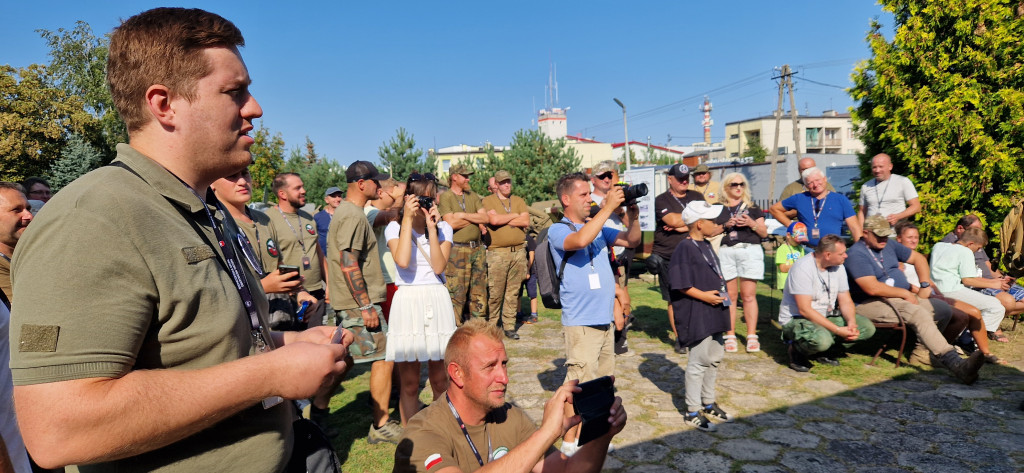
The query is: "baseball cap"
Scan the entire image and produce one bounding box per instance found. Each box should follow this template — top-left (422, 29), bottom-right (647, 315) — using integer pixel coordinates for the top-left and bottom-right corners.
top-left (346, 161), bottom-right (389, 183)
top-left (682, 201), bottom-right (729, 225)
top-left (324, 186), bottom-right (342, 197)
top-left (494, 170), bottom-right (512, 183)
top-left (668, 163), bottom-right (690, 179)
top-left (593, 160), bottom-right (617, 176)
top-left (692, 164), bottom-right (710, 174)
top-left (863, 214), bottom-right (895, 237)
top-left (787, 222), bottom-right (809, 243)
top-left (449, 163), bottom-right (474, 176)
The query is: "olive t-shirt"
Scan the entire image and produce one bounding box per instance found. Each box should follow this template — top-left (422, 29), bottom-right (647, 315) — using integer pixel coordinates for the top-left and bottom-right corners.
top-left (9, 144), bottom-right (290, 473)
top-left (481, 194), bottom-right (528, 248)
top-left (393, 399), bottom-right (546, 473)
top-left (267, 206), bottom-right (323, 291)
top-left (328, 201), bottom-right (386, 310)
top-left (237, 207), bottom-right (282, 277)
top-left (438, 190), bottom-right (484, 243)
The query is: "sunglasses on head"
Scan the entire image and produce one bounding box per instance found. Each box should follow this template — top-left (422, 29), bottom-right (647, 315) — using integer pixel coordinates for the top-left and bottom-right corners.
top-left (409, 172), bottom-right (437, 182)
top-left (596, 172), bottom-right (614, 180)
top-left (729, 182), bottom-right (745, 188)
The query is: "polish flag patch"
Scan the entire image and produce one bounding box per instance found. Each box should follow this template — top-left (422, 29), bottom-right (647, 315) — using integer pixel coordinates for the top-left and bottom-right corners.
top-left (424, 453), bottom-right (443, 470)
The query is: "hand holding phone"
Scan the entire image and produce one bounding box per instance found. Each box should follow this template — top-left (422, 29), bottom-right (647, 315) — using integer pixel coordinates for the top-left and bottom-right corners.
top-left (573, 376), bottom-right (615, 446)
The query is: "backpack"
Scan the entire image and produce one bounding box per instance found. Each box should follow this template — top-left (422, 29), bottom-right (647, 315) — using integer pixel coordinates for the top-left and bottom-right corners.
top-left (1000, 198), bottom-right (1024, 278)
top-left (536, 221), bottom-right (576, 309)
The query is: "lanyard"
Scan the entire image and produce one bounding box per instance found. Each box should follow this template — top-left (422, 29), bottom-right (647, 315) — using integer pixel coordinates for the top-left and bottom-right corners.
top-left (690, 239), bottom-right (724, 285)
top-left (562, 218), bottom-right (596, 269)
top-left (874, 178), bottom-right (891, 211)
top-left (235, 216), bottom-right (266, 278)
top-left (188, 186), bottom-right (269, 352)
top-left (0, 251), bottom-right (9, 263)
top-left (816, 266), bottom-right (832, 305)
top-left (276, 206), bottom-right (307, 253)
top-left (811, 192), bottom-right (829, 228)
top-left (868, 246), bottom-right (886, 271)
top-left (455, 192), bottom-right (467, 212)
top-left (497, 195), bottom-right (512, 214)
top-left (446, 394), bottom-right (491, 466)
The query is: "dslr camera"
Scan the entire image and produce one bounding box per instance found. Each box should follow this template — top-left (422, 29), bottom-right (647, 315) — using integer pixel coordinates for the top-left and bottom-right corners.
top-left (417, 195), bottom-right (434, 211)
top-left (617, 182), bottom-right (648, 207)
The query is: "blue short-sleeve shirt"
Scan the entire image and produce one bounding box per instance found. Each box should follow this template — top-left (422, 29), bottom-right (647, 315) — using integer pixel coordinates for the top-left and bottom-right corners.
top-left (548, 220), bottom-right (620, 326)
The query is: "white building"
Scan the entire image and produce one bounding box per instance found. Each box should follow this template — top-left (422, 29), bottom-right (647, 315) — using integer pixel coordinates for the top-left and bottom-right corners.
top-left (724, 110), bottom-right (864, 159)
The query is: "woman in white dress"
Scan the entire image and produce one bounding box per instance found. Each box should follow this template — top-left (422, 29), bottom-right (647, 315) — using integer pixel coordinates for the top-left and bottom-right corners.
top-left (385, 172), bottom-right (458, 425)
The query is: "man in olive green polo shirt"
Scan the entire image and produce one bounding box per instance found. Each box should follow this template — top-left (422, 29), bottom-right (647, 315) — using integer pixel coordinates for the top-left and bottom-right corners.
top-left (439, 163), bottom-right (489, 324)
top-left (267, 172), bottom-right (325, 330)
top-left (8, 8), bottom-right (351, 472)
top-left (481, 170), bottom-right (530, 340)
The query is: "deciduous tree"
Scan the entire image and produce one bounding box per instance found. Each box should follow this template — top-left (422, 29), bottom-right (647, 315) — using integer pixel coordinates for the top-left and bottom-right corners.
top-left (468, 129), bottom-right (581, 204)
top-left (282, 137), bottom-right (345, 208)
top-left (248, 121), bottom-right (286, 202)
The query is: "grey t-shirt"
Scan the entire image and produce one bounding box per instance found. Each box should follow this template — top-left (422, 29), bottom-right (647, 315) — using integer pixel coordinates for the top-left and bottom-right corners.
top-left (859, 174), bottom-right (918, 218)
top-left (778, 254), bottom-right (849, 325)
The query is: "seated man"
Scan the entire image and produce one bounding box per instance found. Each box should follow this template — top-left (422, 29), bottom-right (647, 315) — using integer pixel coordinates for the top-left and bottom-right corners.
top-left (931, 227), bottom-right (1008, 352)
top-left (846, 216), bottom-right (984, 383)
top-left (393, 318), bottom-right (626, 473)
top-left (779, 235), bottom-right (876, 372)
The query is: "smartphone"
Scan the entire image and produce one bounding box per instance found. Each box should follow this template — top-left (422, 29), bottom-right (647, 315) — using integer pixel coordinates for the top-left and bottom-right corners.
top-left (573, 376), bottom-right (615, 446)
top-left (278, 265), bottom-right (299, 274)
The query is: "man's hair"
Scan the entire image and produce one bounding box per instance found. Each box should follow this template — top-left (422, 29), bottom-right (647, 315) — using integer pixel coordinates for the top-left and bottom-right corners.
top-left (2, 182), bottom-right (28, 196)
top-left (959, 227), bottom-right (989, 245)
top-left (816, 234), bottom-right (844, 253)
top-left (895, 220), bottom-right (917, 239)
top-left (271, 172), bottom-right (301, 195)
top-left (555, 172), bottom-right (588, 205)
top-left (955, 214), bottom-right (981, 230)
top-left (801, 167), bottom-right (825, 181)
top-left (378, 177), bottom-right (397, 190)
top-left (108, 8), bottom-right (245, 132)
top-left (444, 318), bottom-right (503, 374)
top-left (20, 177), bottom-right (49, 192)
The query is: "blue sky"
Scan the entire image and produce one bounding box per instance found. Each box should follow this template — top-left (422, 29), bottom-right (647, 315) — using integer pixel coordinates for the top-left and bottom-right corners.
top-left (3, 1), bottom-right (894, 167)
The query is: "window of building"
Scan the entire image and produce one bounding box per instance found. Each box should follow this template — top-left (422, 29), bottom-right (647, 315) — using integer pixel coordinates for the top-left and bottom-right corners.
top-left (442, 159), bottom-right (451, 172)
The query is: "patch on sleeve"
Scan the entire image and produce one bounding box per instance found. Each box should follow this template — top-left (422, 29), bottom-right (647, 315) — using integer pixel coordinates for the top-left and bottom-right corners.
top-left (19, 324), bottom-right (59, 352)
top-left (181, 246), bottom-right (217, 264)
top-left (424, 453), bottom-right (443, 470)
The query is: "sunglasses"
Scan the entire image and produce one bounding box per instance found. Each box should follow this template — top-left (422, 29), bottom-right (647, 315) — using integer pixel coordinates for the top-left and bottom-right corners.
top-left (409, 172), bottom-right (437, 182)
top-left (596, 172), bottom-right (614, 180)
top-left (729, 182), bottom-right (745, 188)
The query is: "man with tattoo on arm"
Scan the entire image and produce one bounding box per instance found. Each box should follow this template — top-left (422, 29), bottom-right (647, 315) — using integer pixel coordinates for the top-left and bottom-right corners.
top-left (327, 161), bottom-right (404, 444)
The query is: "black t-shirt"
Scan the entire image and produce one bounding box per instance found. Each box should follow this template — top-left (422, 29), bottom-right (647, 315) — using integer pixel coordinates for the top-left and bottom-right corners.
top-left (668, 237), bottom-right (730, 348)
top-left (652, 190), bottom-right (704, 258)
top-left (721, 203), bottom-right (765, 246)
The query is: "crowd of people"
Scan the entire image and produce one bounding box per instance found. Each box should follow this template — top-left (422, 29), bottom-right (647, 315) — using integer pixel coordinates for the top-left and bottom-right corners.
top-left (1, 7), bottom-right (1021, 473)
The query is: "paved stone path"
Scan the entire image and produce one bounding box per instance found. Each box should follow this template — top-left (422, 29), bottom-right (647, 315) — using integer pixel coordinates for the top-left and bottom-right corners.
top-left (503, 317), bottom-right (1024, 472)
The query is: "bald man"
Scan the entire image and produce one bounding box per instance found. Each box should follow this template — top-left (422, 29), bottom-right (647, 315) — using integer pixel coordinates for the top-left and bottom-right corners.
top-left (857, 153), bottom-right (921, 226)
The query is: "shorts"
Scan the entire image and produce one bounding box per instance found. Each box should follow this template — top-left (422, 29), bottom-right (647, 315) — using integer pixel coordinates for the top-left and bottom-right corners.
top-left (718, 243), bottom-right (765, 281)
top-left (335, 304), bottom-right (388, 364)
top-left (979, 283), bottom-right (1024, 301)
top-left (648, 253), bottom-right (673, 302)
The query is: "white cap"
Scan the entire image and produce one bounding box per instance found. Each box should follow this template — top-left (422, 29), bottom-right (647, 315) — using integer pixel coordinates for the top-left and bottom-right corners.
top-left (681, 201), bottom-right (727, 225)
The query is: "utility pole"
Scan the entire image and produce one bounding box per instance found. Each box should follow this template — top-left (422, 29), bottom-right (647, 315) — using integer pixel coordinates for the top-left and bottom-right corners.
top-left (769, 65), bottom-right (799, 202)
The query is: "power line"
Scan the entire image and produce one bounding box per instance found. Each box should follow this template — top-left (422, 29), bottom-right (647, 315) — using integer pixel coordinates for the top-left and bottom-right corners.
top-left (799, 76), bottom-right (847, 89)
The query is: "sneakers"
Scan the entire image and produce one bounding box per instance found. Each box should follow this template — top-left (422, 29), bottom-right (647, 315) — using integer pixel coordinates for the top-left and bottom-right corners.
top-left (675, 340), bottom-right (689, 355)
top-left (788, 344), bottom-right (811, 372)
top-left (504, 330), bottom-right (520, 341)
top-left (525, 313), bottom-right (538, 324)
top-left (684, 410), bottom-right (717, 432)
top-left (309, 405), bottom-right (340, 438)
top-left (702, 402), bottom-right (734, 423)
top-left (813, 355), bottom-right (840, 367)
top-left (368, 419), bottom-right (403, 445)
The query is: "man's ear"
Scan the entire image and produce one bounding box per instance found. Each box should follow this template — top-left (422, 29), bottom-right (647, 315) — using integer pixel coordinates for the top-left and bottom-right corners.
top-left (448, 362), bottom-right (465, 389)
top-left (145, 84), bottom-right (175, 128)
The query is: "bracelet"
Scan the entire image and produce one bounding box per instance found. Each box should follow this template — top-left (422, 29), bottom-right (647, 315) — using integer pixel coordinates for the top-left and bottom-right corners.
top-left (358, 304), bottom-right (374, 311)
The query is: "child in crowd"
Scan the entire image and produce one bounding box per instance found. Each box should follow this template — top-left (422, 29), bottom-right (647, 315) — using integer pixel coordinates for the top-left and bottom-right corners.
top-left (669, 201), bottom-right (733, 432)
top-left (775, 222), bottom-right (808, 290)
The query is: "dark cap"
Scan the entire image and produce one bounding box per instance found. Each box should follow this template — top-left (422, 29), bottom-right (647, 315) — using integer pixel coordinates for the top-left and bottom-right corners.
top-left (668, 163), bottom-right (690, 179)
top-left (346, 161), bottom-right (389, 183)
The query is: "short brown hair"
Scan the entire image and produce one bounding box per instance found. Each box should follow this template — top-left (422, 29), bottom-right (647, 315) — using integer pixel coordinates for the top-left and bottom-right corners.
top-left (444, 318), bottom-right (502, 374)
top-left (959, 227), bottom-right (988, 246)
top-left (555, 172), bottom-right (588, 206)
top-left (108, 8), bottom-right (245, 131)
top-left (816, 234), bottom-right (845, 253)
top-left (271, 172), bottom-right (301, 195)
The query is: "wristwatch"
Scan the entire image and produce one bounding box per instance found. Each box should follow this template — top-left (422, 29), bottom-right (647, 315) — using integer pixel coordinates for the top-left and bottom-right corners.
top-left (919, 281), bottom-right (930, 288)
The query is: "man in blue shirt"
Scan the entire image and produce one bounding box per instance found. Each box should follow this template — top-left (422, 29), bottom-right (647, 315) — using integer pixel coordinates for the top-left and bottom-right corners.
top-left (770, 167), bottom-right (861, 248)
top-left (548, 172), bottom-right (639, 453)
top-left (314, 186), bottom-right (344, 253)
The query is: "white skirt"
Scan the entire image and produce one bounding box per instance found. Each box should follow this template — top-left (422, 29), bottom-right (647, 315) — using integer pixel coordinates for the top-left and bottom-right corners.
top-left (385, 283), bottom-right (458, 362)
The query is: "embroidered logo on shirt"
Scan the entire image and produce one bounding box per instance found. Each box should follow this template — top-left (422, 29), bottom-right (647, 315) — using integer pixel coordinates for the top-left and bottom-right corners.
top-left (424, 453), bottom-right (443, 470)
top-left (491, 446), bottom-right (510, 460)
top-left (181, 246), bottom-right (217, 264)
top-left (305, 223), bottom-right (315, 235)
top-left (266, 238), bottom-right (279, 257)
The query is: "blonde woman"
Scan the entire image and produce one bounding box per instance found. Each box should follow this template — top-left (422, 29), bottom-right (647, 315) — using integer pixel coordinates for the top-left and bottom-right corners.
top-left (717, 173), bottom-right (768, 352)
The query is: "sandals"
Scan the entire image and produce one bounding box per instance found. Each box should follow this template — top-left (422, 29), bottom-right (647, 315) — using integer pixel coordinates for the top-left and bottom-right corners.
top-left (983, 353), bottom-right (1011, 366)
top-left (988, 331), bottom-right (1010, 343)
top-left (724, 334), bottom-right (738, 353)
top-left (746, 335), bottom-right (761, 352)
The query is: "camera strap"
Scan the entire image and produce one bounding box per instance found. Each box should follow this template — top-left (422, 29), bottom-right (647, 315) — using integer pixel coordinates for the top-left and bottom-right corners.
top-left (446, 394), bottom-right (491, 466)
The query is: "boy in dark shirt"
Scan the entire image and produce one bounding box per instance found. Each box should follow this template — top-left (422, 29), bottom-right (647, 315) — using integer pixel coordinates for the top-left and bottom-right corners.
top-left (669, 201), bottom-right (733, 432)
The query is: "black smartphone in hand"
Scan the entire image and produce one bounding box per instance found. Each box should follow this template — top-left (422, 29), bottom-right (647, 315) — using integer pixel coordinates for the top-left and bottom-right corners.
top-left (573, 376), bottom-right (614, 446)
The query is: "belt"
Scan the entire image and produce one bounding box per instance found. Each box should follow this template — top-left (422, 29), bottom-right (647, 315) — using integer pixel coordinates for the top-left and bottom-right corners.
top-left (452, 240), bottom-right (481, 248)
top-left (488, 244), bottom-right (524, 252)
top-left (585, 324), bottom-right (611, 330)
top-left (725, 242), bottom-right (754, 249)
